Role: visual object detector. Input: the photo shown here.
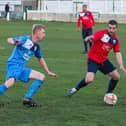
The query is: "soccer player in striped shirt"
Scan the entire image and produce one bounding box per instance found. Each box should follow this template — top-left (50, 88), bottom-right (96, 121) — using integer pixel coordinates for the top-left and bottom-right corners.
top-left (0, 24), bottom-right (57, 107)
top-left (68, 20), bottom-right (126, 97)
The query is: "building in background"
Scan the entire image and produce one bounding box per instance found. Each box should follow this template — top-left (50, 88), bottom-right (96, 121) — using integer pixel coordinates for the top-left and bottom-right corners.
top-left (37, 0), bottom-right (126, 14)
top-left (0, 0), bottom-right (38, 19)
top-left (23, 0), bottom-right (38, 11)
top-left (1, 0), bottom-right (126, 15)
top-left (32, 0), bottom-right (126, 23)
top-left (38, 0), bottom-right (73, 13)
top-left (0, 0), bottom-right (22, 13)
top-left (1, 0), bottom-right (126, 23)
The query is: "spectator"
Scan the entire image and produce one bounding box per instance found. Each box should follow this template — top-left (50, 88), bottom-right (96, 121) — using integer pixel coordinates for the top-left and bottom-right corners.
top-left (5, 2), bottom-right (10, 18)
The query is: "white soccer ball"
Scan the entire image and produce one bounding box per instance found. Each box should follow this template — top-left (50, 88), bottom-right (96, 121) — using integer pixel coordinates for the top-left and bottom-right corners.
top-left (104, 93), bottom-right (118, 106)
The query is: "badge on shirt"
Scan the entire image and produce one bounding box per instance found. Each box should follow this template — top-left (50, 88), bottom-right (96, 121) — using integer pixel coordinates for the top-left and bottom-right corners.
top-left (30, 44), bottom-right (39, 52)
top-left (34, 45), bottom-right (38, 52)
top-left (109, 38), bottom-right (118, 45)
top-left (113, 40), bottom-right (117, 45)
top-left (85, 12), bottom-right (91, 16)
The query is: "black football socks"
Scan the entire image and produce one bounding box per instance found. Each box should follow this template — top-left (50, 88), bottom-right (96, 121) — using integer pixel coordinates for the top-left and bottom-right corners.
top-left (75, 78), bottom-right (88, 90)
top-left (106, 79), bottom-right (118, 93)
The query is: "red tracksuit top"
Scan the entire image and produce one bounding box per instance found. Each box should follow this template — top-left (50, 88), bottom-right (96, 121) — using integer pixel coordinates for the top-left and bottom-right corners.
top-left (78, 11), bottom-right (95, 29)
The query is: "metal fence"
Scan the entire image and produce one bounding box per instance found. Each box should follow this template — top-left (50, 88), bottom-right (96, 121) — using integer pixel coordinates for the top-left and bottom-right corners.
top-left (38, 0), bottom-right (126, 14)
top-left (0, 12), bottom-right (23, 20)
top-left (88, 0), bottom-right (126, 14)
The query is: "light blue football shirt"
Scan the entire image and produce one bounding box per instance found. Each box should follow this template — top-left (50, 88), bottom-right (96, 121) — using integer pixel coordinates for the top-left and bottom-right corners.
top-left (8, 36), bottom-right (42, 66)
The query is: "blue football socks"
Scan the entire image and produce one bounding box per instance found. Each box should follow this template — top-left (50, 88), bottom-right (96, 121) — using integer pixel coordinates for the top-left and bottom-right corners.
top-left (24, 80), bottom-right (44, 99)
top-left (0, 84), bottom-right (8, 95)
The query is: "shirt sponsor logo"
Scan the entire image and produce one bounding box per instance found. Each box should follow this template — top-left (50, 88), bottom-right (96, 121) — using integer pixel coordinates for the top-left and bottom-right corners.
top-left (23, 53), bottom-right (31, 61)
top-left (28, 51), bottom-right (31, 55)
top-left (102, 44), bottom-right (111, 51)
top-left (82, 16), bottom-right (89, 20)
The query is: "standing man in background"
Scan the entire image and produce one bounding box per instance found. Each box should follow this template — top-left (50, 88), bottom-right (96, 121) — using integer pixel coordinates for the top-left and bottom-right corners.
top-left (78, 4), bottom-right (95, 53)
top-left (5, 2), bottom-right (10, 18)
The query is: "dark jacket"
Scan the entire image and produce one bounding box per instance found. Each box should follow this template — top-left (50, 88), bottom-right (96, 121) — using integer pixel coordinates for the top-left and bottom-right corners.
top-left (5, 4), bottom-right (9, 12)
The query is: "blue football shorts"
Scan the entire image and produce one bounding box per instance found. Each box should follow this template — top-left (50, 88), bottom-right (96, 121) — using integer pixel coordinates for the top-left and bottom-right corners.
top-left (6, 63), bottom-right (32, 83)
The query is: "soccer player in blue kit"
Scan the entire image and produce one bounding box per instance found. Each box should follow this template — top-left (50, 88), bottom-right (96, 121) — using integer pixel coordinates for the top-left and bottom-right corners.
top-left (0, 24), bottom-right (57, 107)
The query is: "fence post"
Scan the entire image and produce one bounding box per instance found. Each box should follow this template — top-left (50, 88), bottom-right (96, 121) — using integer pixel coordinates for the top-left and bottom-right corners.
top-left (23, 12), bottom-right (26, 20)
top-left (7, 12), bottom-right (10, 21)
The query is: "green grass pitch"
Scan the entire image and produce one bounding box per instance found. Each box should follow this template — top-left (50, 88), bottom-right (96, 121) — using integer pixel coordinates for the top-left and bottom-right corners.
top-left (0, 21), bottom-right (126, 126)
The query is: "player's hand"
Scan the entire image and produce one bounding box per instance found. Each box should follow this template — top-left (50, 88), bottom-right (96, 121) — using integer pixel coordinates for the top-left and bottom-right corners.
top-left (48, 71), bottom-right (58, 78)
top-left (120, 65), bottom-right (126, 74)
top-left (78, 27), bottom-right (80, 32)
top-left (85, 36), bottom-right (93, 43)
top-left (92, 26), bottom-right (94, 31)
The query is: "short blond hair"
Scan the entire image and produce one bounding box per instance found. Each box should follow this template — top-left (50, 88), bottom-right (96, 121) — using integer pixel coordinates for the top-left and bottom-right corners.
top-left (32, 24), bottom-right (45, 34)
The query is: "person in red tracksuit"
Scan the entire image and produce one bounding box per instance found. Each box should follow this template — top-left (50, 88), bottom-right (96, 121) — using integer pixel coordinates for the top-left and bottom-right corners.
top-left (67, 20), bottom-right (126, 97)
top-left (78, 5), bottom-right (95, 53)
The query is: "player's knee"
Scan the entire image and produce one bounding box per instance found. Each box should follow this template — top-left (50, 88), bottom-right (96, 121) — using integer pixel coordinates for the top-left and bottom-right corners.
top-left (39, 73), bottom-right (45, 81)
top-left (110, 71), bottom-right (120, 80)
top-left (109, 70), bottom-right (120, 81)
top-left (5, 78), bottom-right (15, 88)
top-left (85, 73), bottom-right (95, 84)
top-left (114, 74), bottom-right (120, 80)
top-left (86, 77), bottom-right (94, 83)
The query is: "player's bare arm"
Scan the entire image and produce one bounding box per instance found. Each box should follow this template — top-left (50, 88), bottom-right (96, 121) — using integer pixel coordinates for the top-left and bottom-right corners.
top-left (39, 57), bottom-right (58, 77)
top-left (92, 26), bottom-right (94, 31)
top-left (78, 27), bottom-right (81, 32)
top-left (115, 52), bottom-right (126, 73)
top-left (85, 35), bottom-right (94, 43)
top-left (7, 37), bottom-right (20, 45)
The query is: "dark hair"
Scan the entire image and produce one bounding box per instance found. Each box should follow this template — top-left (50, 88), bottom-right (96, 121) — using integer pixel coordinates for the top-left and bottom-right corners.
top-left (32, 24), bottom-right (45, 34)
top-left (82, 5), bottom-right (87, 7)
top-left (108, 20), bottom-right (118, 27)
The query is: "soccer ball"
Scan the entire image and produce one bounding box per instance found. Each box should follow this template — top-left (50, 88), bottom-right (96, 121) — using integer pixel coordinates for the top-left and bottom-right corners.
top-left (104, 93), bottom-right (118, 106)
